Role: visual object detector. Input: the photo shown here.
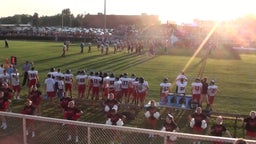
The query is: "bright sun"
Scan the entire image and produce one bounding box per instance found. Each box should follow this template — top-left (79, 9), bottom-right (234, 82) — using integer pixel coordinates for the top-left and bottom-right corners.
top-left (154, 0), bottom-right (256, 24)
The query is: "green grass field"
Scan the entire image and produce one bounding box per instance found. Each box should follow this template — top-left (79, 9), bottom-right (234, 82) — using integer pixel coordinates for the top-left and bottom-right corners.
top-left (0, 40), bottom-right (256, 139)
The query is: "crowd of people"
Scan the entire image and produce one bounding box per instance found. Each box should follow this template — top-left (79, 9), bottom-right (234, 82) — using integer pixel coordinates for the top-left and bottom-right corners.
top-left (0, 61), bottom-right (255, 143)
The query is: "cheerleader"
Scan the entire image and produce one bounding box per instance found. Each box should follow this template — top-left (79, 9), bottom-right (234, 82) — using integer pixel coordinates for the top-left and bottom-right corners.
top-left (0, 90), bottom-right (9, 130)
top-left (105, 109), bottom-right (125, 144)
top-left (104, 93), bottom-right (119, 118)
top-left (64, 100), bottom-right (83, 143)
top-left (105, 108), bottom-right (124, 126)
top-left (28, 85), bottom-right (42, 115)
top-left (161, 114), bottom-right (180, 144)
top-left (60, 93), bottom-right (73, 112)
top-left (189, 107), bottom-right (208, 134)
top-left (145, 100), bottom-right (160, 137)
top-left (243, 111), bottom-right (256, 139)
top-left (209, 116), bottom-right (232, 144)
top-left (21, 99), bottom-right (36, 137)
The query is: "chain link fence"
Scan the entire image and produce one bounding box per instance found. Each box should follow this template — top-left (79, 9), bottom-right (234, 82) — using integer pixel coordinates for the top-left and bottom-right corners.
top-left (0, 111), bottom-right (255, 144)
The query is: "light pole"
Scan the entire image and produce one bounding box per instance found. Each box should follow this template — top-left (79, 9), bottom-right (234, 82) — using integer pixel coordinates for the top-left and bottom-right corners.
top-left (104, 0), bottom-right (106, 36)
top-left (61, 14), bottom-right (63, 29)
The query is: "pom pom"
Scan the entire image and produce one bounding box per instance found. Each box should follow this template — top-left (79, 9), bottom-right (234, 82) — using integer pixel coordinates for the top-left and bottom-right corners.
top-left (104, 105), bottom-right (110, 112)
top-left (161, 127), bottom-right (166, 131)
top-left (72, 113), bottom-right (81, 120)
top-left (190, 118), bottom-right (195, 128)
top-left (169, 135), bottom-right (177, 141)
top-left (106, 118), bottom-right (112, 125)
top-left (153, 112), bottom-right (160, 119)
top-left (116, 119), bottom-right (124, 126)
top-left (201, 120), bottom-right (207, 129)
top-left (112, 105), bottom-right (118, 111)
top-left (145, 111), bottom-right (150, 118)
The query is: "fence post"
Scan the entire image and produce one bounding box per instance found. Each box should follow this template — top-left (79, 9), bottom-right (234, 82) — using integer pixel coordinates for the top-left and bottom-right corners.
top-left (87, 126), bottom-right (91, 144)
top-left (22, 118), bottom-right (27, 144)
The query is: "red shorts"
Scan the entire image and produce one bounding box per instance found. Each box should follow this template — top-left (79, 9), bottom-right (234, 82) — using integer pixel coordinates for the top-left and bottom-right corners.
top-left (138, 91), bottom-right (147, 102)
top-left (109, 88), bottom-right (115, 94)
top-left (104, 88), bottom-right (109, 97)
top-left (28, 79), bottom-right (37, 87)
top-left (92, 87), bottom-right (100, 95)
top-left (65, 83), bottom-right (72, 92)
top-left (246, 130), bottom-right (256, 138)
top-left (122, 88), bottom-right (129, 96)
top-left (147, 118), bottom-right (157, 129)
top-left (128, 87), bottom-right (134, 95)
top-left (208, 96), bottom-right (215, 104)
top-left (47, 91), bottom-right (56, 97)
top-left (78, 85), bottom-right (86, 93)
top-left (193, 126), bottom-right (203, 133)
top-left (12, 85), bottom-right (21, 92)
top-left (115, 91), bottom-right (122, 100)
top-left (88, 84), bottom-right (93, 91)
top-left (192, 94), bottom-right (201, 103)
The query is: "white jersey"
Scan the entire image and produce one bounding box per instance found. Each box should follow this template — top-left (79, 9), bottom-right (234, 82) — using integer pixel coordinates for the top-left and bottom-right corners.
top-left (56, 80), bottom-right (64, 90)
top-left (120, 77), bottom-right (131, 89)
top-left (160, 82), bottom-right (171, 93)
top-left (54, 72), bottom-right (64, 80)
top-left (64, 73), bottom-right (73, 84)
top-left (48, 71), bottom-right (58, 79)
top-left (208, 85), bottom-right (218, 96)
top-left (27, 70), bottom-right (38, 80)
top-left (0, 73), bottom-right (10, 83)
top-left (176, 74), bottom-right (188, 81)
top-left (108, 77), bottom-right (116, 89)
top-left (0, 67), bottom-right (4, 75)
top-left (76, 74), bottom-right (87, 85)
top-left (176, 81), bottom-right (188, 94)
top-left (137, 81), bottom-right (149, 93)
top-left (10, 73), bottom-right (20, 86)
top-left (44, 77), bottom-right (55, 92)
top-left (191, 82), bottom-right (202, 94)
top-left (114, 80), bottom-right (122, 92)
top-left (103, 76), bottom-right (110, 88)
top-left (92, 76), bottom-right (102, 87)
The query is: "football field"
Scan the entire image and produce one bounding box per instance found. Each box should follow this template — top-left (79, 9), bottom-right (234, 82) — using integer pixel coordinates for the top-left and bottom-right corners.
top-left (0, 40), bottom-right (256, 138)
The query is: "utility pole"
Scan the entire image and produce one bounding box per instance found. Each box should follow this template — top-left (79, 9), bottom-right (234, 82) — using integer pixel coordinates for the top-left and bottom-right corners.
top-left (104, 0), bottom-right (107, 35)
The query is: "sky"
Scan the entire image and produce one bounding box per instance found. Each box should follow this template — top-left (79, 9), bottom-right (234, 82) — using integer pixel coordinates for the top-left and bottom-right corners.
top-left (1, 0), bottom-right (256, 24)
